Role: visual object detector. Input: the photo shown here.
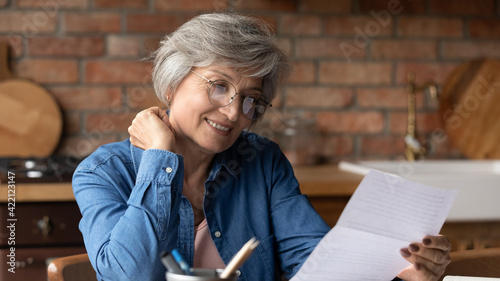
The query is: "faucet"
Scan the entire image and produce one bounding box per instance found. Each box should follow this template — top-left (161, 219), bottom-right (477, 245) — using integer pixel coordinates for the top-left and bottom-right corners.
top-left (405, 73), bottom-right (438, 162)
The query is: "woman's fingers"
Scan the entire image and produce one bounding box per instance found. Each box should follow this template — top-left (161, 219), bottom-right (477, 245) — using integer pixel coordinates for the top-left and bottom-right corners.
top-left (398, 263), bottom-right (440, 281)
top-left (422, 235), bottom-right (452, 252)
top-left (128, 107), bottom-right (176, 151)
top-left (398, 235), bottom-right (451, 281)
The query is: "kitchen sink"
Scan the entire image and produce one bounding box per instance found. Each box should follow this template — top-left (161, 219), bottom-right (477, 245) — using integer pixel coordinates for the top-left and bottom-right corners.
top-left (339, 160), bottom-right (500, 222)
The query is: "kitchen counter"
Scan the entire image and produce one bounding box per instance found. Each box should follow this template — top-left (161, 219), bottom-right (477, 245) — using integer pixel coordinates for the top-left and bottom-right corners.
top-left (294, 164), bottom-right (362, 196)
top-left (2, 165), bottom-right (499, 253)
top-left (0, 165), bottom-right (362, 203)
top-left (0, 182), bottom-right (74, 202)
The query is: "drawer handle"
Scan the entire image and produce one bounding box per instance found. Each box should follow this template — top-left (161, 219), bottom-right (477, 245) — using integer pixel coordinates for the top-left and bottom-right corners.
top-left (37, 216), bottom-right (53, 236)
top-left (16, 257), bottom-right (34, 268)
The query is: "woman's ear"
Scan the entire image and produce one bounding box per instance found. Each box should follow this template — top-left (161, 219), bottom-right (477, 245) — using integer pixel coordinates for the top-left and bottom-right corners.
top-left (164, 91), bottom-right (173, 107)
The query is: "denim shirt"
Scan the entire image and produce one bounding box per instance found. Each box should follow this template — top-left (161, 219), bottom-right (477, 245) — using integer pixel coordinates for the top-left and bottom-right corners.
top-left (73, 131), bottom-right (330, 281)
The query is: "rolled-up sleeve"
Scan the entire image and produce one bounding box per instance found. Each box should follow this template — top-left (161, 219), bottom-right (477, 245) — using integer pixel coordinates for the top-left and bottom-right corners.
top-left (73, 148), bottom-right (184, 281)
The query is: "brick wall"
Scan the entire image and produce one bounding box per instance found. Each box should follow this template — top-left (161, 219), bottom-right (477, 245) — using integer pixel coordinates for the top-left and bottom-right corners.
top-left (1, 0), bottom-right (499, 162)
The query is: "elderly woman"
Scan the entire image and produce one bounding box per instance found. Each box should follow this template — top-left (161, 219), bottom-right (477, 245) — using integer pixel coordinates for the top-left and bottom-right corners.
top-left (73, 13), bottom-right (451, 281)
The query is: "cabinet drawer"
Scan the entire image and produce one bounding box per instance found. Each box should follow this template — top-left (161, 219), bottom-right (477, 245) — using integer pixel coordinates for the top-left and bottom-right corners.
top-left (0, 246), bottom-right (87, 281)
top-left (0, 202), bottom-right (83, 246)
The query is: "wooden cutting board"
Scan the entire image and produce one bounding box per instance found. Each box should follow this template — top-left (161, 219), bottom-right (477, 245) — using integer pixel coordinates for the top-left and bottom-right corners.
top-left (0, 42), bottom-right (62, 157)
top-left (439, 59), bottom-right (500, 159)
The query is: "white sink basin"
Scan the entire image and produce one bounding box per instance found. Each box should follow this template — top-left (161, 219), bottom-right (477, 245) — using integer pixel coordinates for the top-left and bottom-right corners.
top-left (339, 160), bottom-right (500, 222)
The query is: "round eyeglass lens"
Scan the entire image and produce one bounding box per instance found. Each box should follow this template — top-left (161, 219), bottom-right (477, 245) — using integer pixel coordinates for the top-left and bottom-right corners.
top-left (210, 83), bottom-right (230, 105)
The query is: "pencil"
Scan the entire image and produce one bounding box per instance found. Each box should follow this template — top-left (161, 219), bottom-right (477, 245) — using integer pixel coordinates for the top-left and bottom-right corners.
top-left (219, 237), bottom-right (260, 279)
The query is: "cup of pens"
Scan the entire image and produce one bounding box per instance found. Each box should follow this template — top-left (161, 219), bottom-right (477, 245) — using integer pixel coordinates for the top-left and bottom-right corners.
top-left (166, 268), bottom-right (237, 281)
top-left (163, 237), bottom-right (259, 281)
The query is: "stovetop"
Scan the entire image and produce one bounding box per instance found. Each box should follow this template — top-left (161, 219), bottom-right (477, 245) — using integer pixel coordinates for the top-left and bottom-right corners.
top-left (0, 155), bottom-right (83, 184)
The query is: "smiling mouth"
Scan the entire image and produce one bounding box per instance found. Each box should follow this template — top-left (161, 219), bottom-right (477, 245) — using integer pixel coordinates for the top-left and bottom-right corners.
top-left (206, 119), bottom-right (231, 132)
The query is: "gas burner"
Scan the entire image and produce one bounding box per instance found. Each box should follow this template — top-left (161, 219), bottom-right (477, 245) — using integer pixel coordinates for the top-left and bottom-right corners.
top-left (0, 155), bottom-right (83, 184)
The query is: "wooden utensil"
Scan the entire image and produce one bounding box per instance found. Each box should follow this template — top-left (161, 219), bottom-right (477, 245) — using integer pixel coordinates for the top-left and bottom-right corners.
top-left (439, 59), bottom-right (500, 159)
top-left (0, 42), bottom-right (62, 157)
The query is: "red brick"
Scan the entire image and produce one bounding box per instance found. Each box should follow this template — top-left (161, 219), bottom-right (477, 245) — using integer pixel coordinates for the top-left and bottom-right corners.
top-left (325, 16), bottom-right (392, 36)
top-left (16, 0), bottom-right (87, 8)
top-left (85, 112), bottom-right (137, 133)
top-left (389, 112), bottom-right (442, 134)
top-left (361, 136), bottom-right (406, 156)
top-left (280, 15), bottom-right (321, 35)
top-left (371, 39), bottom-right (437, 60)
top-left (470, 19), bottom-right (500, 39)
top-left (316, 111), bottom-right (385, 133)
top-left (299, 0), bottom-right (351, 13)
top-left (15, 59), bottom-right (78, 83)
top-left (288, 61), bottom-right (315, 84)
top-left (84, 60), bottom-right (152, 84)
top-left (0, 0), bottom-right (8, 7)
top-left (357, 87), bottom-right (425, 109)
top-left (144, 36), bottom-right (162, 54)
top-left (155, 0), bottom-right (223, 11)
top-left (286, 87), bottom-right (353, 108)
top-left (107, 35), bottom-right (141, 57)
top-left (295, 38), bottom-right (366, 59)
top-left (252, 15), bottom-right (278, 33)
top-left (318, 136), bottom-right (354, 159)
top-left (359, 0), bottom-right (425, 14)
top-left (319, 62), bottom-right (392, 85)
top-left (126, 86), bottom-right (165, 109)
top-left (398, 17), bottom-right (463, 38)
top-left (442, 41), bottom-right (500, 59)
top-left (395, 62), bottom-right (459, 85)
top-left (429, 0), bottom-right (495, 15)
top-left (50, 86), bottom-right (123, 110)
top-left (63, 12), bottom-right (121, 33)
top-left (276, 38), bottom-right (292, 56)
top-left (28, 36), bottom-right (105, 57)
top-left (233, 0), bottom-right (296, 12)
top-left (94, 0), bottom-right (148, 9)
top-left (0, 11), bottom-right (57, 33)
top-left (56, 135), bottom-right (118, 157)
top-left (126, 14), bottom-right (188, 33)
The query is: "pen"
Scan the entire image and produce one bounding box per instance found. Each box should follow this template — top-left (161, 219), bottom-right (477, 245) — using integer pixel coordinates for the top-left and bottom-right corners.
top-left (171, 249), bottom-right (193, 276)
top-left (160, 251), bottom-right (184, 275)
top-left (219, 237), bottom-right (260, 279)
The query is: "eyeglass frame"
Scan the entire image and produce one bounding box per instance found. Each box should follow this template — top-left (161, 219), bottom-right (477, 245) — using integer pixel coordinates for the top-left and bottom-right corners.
top-left (191, 70), bottom-right (272, 120)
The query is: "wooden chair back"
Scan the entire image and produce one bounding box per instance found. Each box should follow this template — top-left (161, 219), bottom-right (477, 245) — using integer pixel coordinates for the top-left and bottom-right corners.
top-left (47, 253), bottom-right (97, 281)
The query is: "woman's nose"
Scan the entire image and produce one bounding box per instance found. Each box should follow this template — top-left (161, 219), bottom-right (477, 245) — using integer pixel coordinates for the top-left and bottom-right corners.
top-left (219, 95), bottom-right (240, 121)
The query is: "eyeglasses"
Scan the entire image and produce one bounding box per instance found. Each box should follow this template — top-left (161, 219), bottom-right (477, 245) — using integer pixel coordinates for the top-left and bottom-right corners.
top-left (191, 70), bottom-right (271, 120)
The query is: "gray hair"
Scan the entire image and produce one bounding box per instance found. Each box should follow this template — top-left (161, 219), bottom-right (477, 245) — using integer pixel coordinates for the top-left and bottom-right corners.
top-left (150, 13), bottom-right (291, 107)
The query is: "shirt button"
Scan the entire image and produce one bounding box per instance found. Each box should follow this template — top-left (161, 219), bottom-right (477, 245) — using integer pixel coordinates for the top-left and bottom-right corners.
top-left (165, 167), bottom-right (173, 173)
top-left (214, 231), bottom-right (221, 238)
top-left (236, 270), bottom-right (241, 276)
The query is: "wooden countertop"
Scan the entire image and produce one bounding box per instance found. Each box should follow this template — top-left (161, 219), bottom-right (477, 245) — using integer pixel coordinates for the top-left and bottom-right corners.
top-left (0, 182), bottom-right (74, 202)
top-left (0, 165), bottom-right (363, 203)
top-left (294, 165), bottom-right (363, 196)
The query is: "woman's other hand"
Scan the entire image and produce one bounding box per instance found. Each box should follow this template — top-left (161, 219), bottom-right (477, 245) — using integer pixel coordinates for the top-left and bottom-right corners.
top-left (128, 106), bottom-right (176, 152)
top-left (397, 235), bottom-right (451, 281)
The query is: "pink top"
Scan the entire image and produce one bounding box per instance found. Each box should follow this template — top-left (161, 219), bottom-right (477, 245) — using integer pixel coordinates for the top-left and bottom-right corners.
top-left (193, 219), bottom-right (226, 269)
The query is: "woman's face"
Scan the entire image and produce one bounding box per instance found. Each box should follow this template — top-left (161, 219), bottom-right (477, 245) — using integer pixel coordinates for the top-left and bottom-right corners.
top-left (167, 66), bottom-right (263, 156)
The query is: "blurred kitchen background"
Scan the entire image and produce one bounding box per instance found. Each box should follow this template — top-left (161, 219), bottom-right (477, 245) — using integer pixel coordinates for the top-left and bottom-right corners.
top-left (1, 0), bottom-right (499, 163)
top-left (1, 1), bottom-right (500, 280)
